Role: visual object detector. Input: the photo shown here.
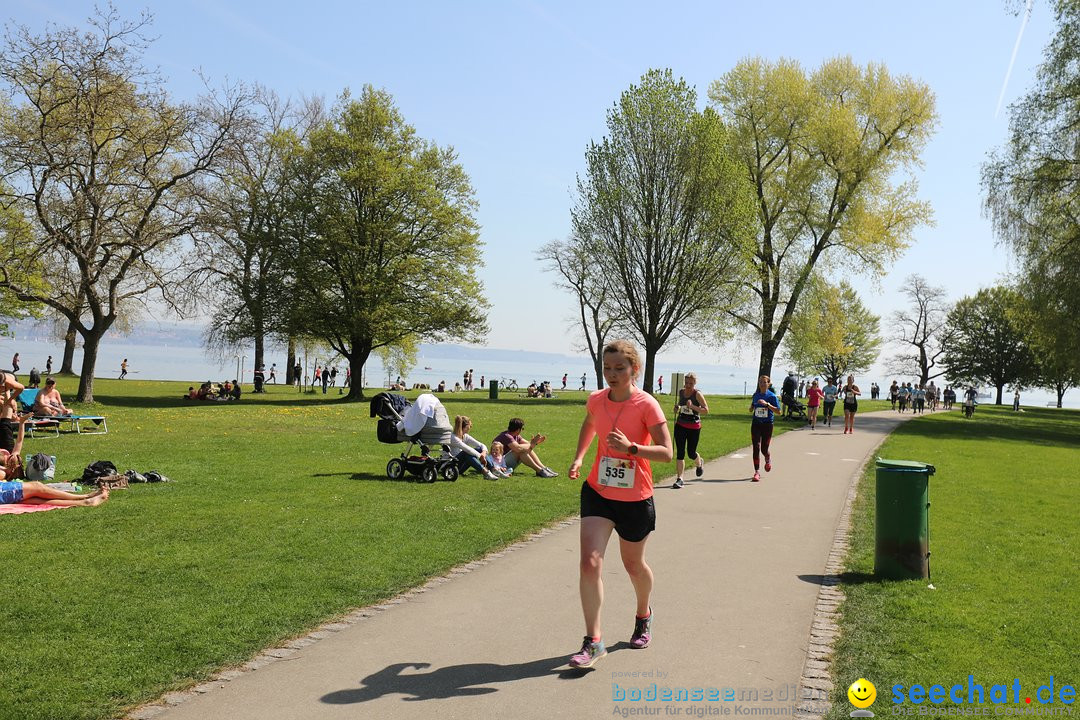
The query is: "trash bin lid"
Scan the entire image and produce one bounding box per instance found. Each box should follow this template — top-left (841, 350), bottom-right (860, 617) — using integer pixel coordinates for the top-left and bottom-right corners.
top-left (876, 458), bottom-right (936, 475)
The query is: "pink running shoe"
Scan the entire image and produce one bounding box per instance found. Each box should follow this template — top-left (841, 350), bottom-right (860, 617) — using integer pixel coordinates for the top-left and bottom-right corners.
top-left (752, 472), bottom-right (760, 482)
top-left (568, 636), bottom-right (606, 668)
top-left (764, 456), bottom-right (772, 472)
top-left (630, 610), bottom-right (653, 649)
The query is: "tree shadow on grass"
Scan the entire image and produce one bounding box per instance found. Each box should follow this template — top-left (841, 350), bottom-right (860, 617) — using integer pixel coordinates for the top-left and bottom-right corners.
top-left (322, 645), bottom-right (634, 704)
top-left (311, 471), bottom-right (439, 484)
top-left (892, 407), bottom-right (1080, 449)
top-left (88, 393), bottom-right (359, 410)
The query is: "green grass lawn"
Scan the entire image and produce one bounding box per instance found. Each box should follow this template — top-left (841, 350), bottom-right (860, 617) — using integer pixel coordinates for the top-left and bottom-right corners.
top-left (2, 378), bottom-right (827, 720)
top-left (826, 405), bottom-right (1080, 718)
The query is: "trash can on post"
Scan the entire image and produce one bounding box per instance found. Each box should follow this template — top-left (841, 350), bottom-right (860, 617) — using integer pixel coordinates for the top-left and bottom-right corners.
top-left (489, 379), bottom-right (499, 400)
top-left (874, 458), bottom-right (935, 580)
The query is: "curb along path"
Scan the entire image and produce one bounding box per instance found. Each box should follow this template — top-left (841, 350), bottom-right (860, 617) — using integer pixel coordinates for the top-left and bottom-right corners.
top-left (136, 410), bottom-right (918, 720)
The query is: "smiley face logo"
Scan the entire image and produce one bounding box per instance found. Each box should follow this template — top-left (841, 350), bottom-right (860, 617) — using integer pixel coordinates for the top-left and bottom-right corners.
top-left (848, 678), bottom-right (877, 709)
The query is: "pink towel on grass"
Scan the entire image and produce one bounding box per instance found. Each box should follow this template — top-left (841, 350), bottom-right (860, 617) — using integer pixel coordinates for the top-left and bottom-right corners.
top-left (0, 503), bottom-right (70, 515)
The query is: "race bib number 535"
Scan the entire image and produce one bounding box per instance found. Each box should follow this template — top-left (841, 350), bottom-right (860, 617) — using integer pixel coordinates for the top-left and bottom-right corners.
top-left (598, 456), bottom-right (636, 488)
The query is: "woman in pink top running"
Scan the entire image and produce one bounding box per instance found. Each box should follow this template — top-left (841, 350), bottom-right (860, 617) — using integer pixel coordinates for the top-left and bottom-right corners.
top-left (566, 340), bottom-right (672, 669)
top-left (806, 379), bottom-right (824, 430)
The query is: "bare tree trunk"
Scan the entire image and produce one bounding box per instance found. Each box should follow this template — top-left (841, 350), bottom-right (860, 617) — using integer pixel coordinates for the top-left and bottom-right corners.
top-left (253, 329), bottom-right (265, 374)
top-left (642, 346), bottom-right (659, 394)
top-left (1057, 383), bottom-right (1066, 409)
top-left (758, 336), bottom-right (779, 380)
top-left (995, 384), bottom-right (1004, 405)
top-left (344, 338), bottom-right (370, 401)
top-left (60, 320), bottom-right (78, 374)
top-left (76, 331), bottom-right (103, 403)
top-left (345, 356), bottom-right (369, 401)
top-left (285, 337), bottom-right (296, 385)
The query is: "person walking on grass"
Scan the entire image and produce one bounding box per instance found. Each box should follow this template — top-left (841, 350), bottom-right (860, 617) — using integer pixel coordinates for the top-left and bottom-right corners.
top-left (750, 375), bottom-right (780, 482)
top-left (842, 374), bottom-right (861, 434)
top-left (119, 358), bottom-right (128, 379)
top-left (672, 372), bottom-right (708, 489)
top-left (567, 340), bottom-right (672, 669)
top-left (806, 379), bottom-right (824, 430)
top-left (45, 355), bottom-right (53, 375)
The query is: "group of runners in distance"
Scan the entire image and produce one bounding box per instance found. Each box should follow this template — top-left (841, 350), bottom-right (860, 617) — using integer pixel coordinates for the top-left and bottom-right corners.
top-left (562, 339), bottom-right (879, 668)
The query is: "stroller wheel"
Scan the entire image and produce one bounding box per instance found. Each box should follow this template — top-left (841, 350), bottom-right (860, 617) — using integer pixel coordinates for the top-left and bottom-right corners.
top-left (386, 458), bottom-right (406, 480)
top-left (441, 464), bottom-right (459, 482)
top-left (421, 466), bottom-right (438, 483)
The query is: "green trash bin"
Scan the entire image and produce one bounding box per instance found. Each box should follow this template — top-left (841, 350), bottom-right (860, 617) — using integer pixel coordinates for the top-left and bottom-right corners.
top-left (874, 458), bottom-right (935, 580)
top-left (489, 379), bottom-right (499, 400)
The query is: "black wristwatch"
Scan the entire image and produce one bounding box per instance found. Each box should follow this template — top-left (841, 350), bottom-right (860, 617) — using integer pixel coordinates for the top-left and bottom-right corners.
top-left (628, 443), bottom-right (638, 455)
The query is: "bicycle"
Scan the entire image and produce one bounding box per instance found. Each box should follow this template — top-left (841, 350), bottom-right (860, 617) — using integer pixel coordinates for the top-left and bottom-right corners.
top-left (500, 377), bottom-right (519, 391)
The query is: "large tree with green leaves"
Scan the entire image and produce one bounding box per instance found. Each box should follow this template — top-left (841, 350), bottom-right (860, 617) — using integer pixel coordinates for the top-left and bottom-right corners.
top-left (0, 188), bottom-right (44, 337)
top-left (983, 1), bottom-right (1080, 362)
top-left (572, 69), bottom-right (757, 392)
top-left (289, 87), bottom-right (488, 401)
top-left (943, 286), bottom-right (1038, 405)
top-left (0, 9), bottom-right (249, 401)
top-left (1010, 280), bottom-right (1080, 408)
top-left (199, 90), bottom-right (322, 375)
top-left (709, 56), bottom-right (936, 379)
top-left (782, 279), bottom-right (881, 384)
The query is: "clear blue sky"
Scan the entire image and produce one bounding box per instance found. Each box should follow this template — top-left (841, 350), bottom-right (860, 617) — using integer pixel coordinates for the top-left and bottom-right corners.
top-left (6, 1), bottom-right (1056, 373)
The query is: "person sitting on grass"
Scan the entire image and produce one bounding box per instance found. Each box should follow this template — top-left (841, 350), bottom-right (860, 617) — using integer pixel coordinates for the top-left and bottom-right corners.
top-left (33, 377), bottom-right (71, 417)
top-left (0, 413), bottom-right (110, 507)
top-left (230, 380), bottom-right (242, 401)
top-left (450, 415), bottom-right (500, 480)
top-left (492, 417), bottom-right (559, 478)
top-left (489, 441), bottom-right (512, 477)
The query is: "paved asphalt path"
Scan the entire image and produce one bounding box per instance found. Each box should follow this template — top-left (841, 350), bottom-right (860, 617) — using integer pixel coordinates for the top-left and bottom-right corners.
top-left (154, 410), bottom-right (917, 720)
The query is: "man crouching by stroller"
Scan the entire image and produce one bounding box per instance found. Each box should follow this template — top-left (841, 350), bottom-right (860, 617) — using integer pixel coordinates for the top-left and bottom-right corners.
top-left (492, 418), bottom-right (560, 478)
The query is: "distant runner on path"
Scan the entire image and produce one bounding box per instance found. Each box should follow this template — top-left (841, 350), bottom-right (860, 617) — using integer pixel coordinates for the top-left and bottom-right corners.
top-left (671, 371), bottom-right (707, 489)
top-left (567, 340), bottom-right (672, 669)
top-left (119, 359), bottom-right (129, 379)
top-left (749, 375), bottom-right (779, 482)
top-left (842, 375), bottom-right (861, 434)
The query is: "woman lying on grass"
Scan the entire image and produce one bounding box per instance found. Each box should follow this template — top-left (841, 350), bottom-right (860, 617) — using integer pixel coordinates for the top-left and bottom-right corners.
top-left (0, 413), bottom-right (110, 507)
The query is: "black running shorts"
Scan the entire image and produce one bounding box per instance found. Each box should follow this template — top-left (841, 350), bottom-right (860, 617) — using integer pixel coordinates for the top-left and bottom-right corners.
top-left (580, 481), bottom-right (655, 542)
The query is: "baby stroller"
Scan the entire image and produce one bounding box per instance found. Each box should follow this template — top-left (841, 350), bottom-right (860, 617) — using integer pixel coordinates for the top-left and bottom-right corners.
top-left (780, 391), bottom-right (807, 420)
top-left (369, 392), bottom-right (458, 482)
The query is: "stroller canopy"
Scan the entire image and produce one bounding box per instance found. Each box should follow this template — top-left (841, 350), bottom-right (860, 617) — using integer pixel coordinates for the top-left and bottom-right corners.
top-left (370, 392), bottom-right (410, 419)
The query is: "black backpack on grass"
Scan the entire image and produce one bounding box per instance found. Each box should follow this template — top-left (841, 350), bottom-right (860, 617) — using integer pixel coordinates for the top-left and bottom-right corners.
top-left (82, 460), bottom-right (118, 485)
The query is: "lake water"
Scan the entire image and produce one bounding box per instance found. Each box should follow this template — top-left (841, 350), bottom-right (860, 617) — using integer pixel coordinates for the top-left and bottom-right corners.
top-left (3, 335), bottom-right (1076, 408)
